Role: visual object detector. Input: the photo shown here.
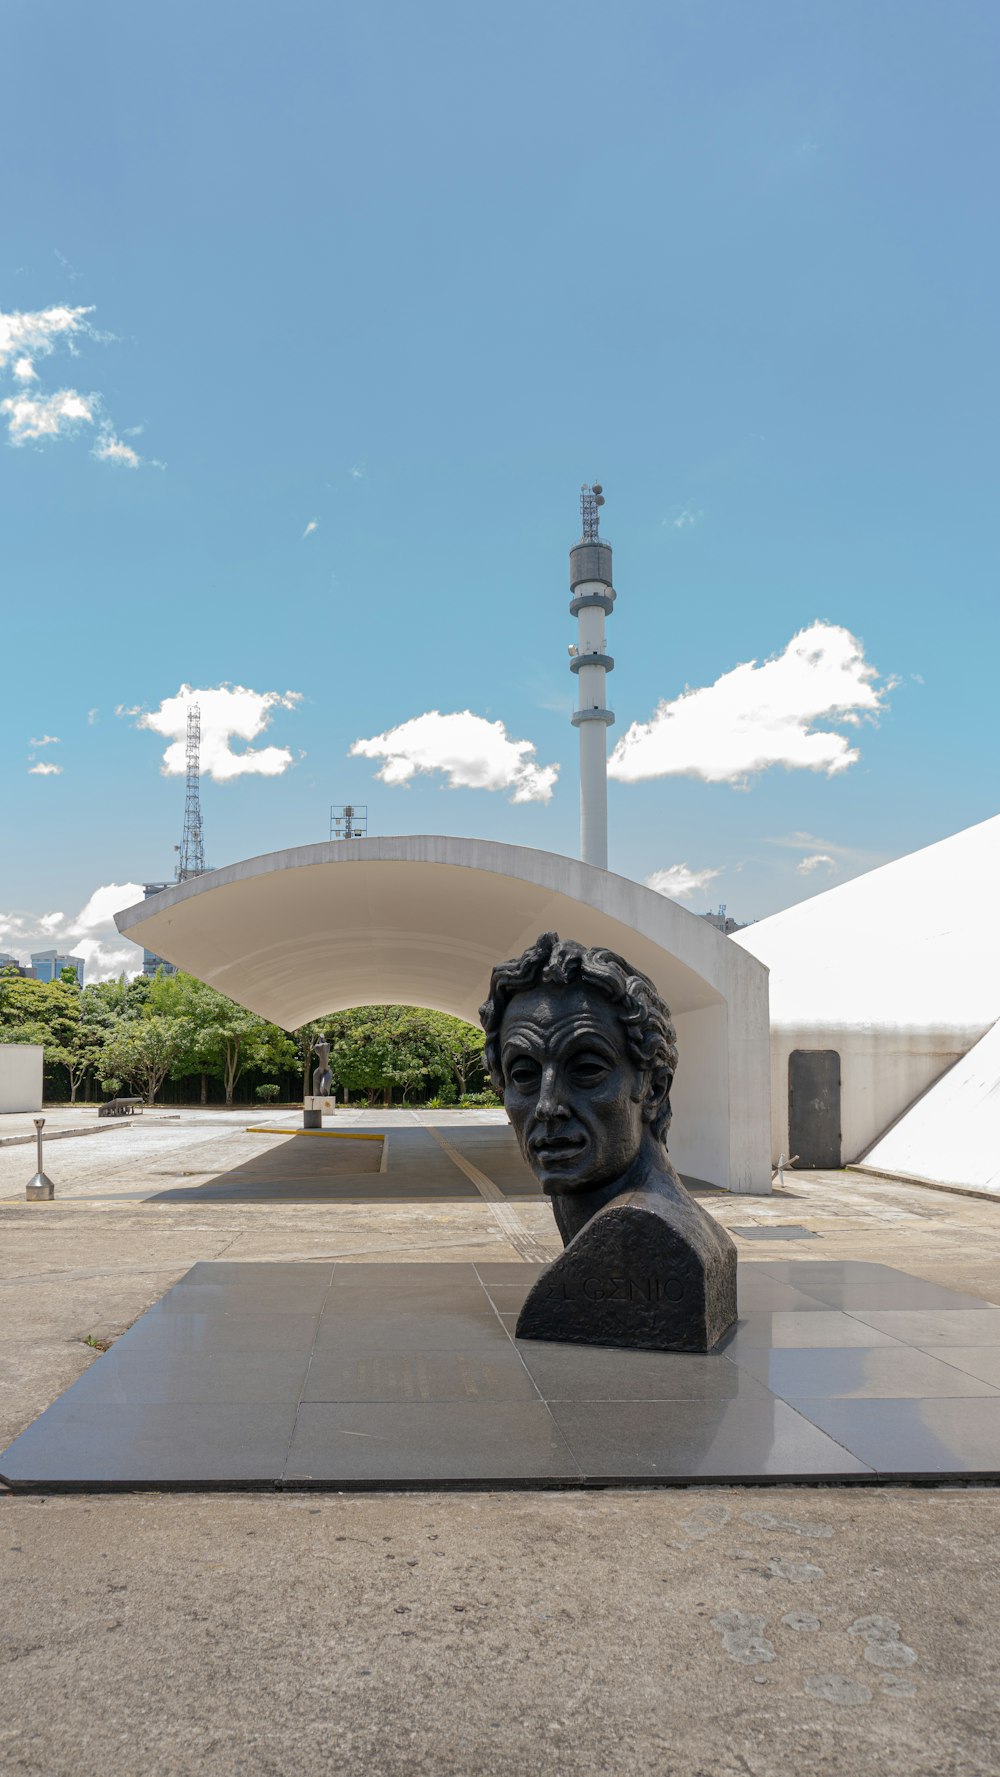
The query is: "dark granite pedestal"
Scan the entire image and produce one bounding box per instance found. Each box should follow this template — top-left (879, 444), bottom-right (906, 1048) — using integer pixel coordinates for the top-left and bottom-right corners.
top-left (3, 1261), bottom-right (1000, 1490)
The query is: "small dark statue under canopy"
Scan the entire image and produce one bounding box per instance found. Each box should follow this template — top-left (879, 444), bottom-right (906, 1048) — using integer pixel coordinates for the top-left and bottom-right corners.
top-left (480, 932), bottom-right (737, 1352)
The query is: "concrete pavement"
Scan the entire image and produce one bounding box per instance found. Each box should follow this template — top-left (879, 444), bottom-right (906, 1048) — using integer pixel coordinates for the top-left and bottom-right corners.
top-left (1, 1109), bottom-right (998, 1775)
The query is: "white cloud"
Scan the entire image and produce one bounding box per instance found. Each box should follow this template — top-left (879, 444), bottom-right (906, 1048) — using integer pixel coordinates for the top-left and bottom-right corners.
top-left (350, 462), bottom-right (365, 479)
top-left (302, 519), bottom-right (319, 538)
top-left (797, 853), bottom-right (838, 876)
top-left (351, 710), bottom-right (559, 803)
top-left (764, 830), bottom-right (885, 872)
top-left (29, 735), bottom-right (60, 747)
top-left (122, 683), bottom-right (303, 782)
top-left (2, 387), bottom-right (95, 443)
top-left (0, 302), bottom-right (154, 467)
top-left (645, 863), bottom-right (722, 902)
top-left (0, 303), bottom-right (94, 371)
top-left (609, 622), bottom-right (894, 788)
top-left (0, 882), bottom-right (145, 982)
top-left (28, 761), bottom-right (63, 776)
top-left (668, 505), bottom-right (703, 531)
top-left (92, 431), bottom-right (141, 468)
top-left (87, 707), bottom-right (99, 725)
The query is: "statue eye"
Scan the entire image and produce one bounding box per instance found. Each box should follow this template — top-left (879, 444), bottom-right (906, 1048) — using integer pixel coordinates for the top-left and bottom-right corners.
top-left (507, 1057), bottom-right (541, 1092)
top-left (569, 1052), bottom-right (611, 1085)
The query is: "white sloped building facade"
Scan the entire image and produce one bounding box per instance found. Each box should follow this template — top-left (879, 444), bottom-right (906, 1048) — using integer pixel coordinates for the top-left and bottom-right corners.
top-left (734, 814), bottom-right (1000, 1178)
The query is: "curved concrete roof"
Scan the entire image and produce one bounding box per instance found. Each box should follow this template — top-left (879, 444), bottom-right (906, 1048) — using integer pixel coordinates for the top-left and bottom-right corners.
top-left (116, 835), bottom-right (763, 1030)
top-left (116, 837), bottom-right (772, 1194)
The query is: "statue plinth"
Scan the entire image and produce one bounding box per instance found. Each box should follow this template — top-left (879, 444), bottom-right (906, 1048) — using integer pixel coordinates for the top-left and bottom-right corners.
top-left (515, 1182), bottom-right (736, 1352)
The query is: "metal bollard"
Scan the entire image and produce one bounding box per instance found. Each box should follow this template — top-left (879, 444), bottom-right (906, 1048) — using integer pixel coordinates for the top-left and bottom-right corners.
top-left (26, 1117), bottom-right (55, 1200)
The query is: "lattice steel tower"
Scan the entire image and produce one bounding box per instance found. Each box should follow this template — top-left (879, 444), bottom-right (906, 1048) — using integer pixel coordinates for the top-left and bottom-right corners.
top-left (176, 702), bottom-right (206, 881)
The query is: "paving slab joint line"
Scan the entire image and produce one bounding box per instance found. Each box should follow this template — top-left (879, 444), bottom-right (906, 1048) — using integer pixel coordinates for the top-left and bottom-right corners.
top-left (421, 1121), bottom-right (550, 1264)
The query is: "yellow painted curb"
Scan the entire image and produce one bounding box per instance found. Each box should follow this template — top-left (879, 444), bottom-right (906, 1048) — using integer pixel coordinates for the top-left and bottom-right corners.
top-left (247, 1126), bottom-right (385, 1141)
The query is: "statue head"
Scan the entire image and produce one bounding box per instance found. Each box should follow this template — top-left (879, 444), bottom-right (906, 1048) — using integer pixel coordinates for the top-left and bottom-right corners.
top-left (479, 932), bottom-right (678, 1197)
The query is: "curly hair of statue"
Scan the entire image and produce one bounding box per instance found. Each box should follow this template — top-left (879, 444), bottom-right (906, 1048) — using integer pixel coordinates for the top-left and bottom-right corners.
top-left (479, 931), bottom-right (679, 1142)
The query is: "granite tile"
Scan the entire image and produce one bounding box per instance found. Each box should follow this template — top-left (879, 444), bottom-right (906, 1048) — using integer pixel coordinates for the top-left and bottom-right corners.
top-left (302, 1347), bottom-right (538, 1403)
top-left (800, 1282), bottom-right (998, 1312)
top-left (515, 1342), bottom-right (770, 1402)
top-left (116, 1312), bottom-right (321, 1356)
top-left (735, 1275), bottom-right (834, 1313)
top-left (284, 1401), bottom-right (581, 1484)
top-left (64, 1347), bottom-right (312, 1406)
top-left (789, 1397), bottom-right (1000, 1476)
top-left (320, 1281), bottom-right (496, 1317)
top-left (731, 1225), bottom-right (820, 1241)
top-left (722, 1312), bottom-right (906, 1352)
top-left (916, 1347), bottom-right (1000, 1387)
top-left (151, 1281), bottom-right (331, 1316)
top-left (752, 1262), bottom-right (915, 1283)
top-left (848, 1309), bottom-right (1000, 1346)
top-left (0, 1401), bottom-right (297, 1487)
top-left (312, 1309), bottom-right (512, 1353)
top-left (548, 1397), bottom-right (872, 1481)
top-left (735, 1345), bottom-right (999, 1398)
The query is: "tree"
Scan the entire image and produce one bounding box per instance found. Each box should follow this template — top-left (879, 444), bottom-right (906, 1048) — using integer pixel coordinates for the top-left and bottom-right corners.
top-left (101, 1017), bottom-right (185, 1107)
top-left (0, 970), bottom-right (82, 1096)
top-left (423, 1012), bottom-right (486, 1096)
top-left (326, 1007), bottom-right (454, 1105)
top-left (152, 973), bottom-right (297, 1105)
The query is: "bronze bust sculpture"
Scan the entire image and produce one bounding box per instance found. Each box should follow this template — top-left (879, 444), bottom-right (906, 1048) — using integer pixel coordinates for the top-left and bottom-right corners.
top-left (480, 932), bottom-right (737, 1351)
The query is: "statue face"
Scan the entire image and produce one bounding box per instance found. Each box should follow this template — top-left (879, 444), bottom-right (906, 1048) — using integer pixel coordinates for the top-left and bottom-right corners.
top-left (499, 984), bottom-right (647, 1195)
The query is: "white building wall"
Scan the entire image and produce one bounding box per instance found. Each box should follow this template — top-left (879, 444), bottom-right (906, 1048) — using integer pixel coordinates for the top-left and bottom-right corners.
top-left (767, 1024), bottom-right (984, 1166)
top-left (670, 1005), bottom-right (730, 1187)
top-left (0, 1045), bottom-right (44, 1114)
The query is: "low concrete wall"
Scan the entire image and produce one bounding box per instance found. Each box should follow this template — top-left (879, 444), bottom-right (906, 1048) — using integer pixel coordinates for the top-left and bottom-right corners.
top-left (0, 1045), bottom-right (43, 1114)
top-left (768, 1024), bottom-right (989, 1166)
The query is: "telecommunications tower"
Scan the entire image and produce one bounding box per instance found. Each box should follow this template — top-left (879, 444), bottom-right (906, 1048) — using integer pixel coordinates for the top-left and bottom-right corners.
top-left (175, 702), bottom-right (207, 881)
top-left (569, 483), bottom-right (615, 870)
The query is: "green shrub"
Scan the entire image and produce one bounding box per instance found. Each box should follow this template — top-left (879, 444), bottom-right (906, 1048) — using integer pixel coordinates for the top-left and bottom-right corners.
top-left (458, 1090), bottom-right (501, 1108)
top-left (255, 1083), bottom-right (281, 1102)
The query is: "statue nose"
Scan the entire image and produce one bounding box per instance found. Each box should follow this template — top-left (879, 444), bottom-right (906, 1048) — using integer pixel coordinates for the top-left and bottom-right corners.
top-left (537, 1069), bottom-right (570, 1120)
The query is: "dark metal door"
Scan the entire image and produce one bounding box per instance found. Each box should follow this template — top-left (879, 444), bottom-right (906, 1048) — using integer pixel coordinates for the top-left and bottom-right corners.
top-left (788, 1050), bottom-right (842, 1169)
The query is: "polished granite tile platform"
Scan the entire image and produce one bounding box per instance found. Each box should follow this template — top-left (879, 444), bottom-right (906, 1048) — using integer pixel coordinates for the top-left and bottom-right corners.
top-left (3, 1261), bottom-right (1000, 1491)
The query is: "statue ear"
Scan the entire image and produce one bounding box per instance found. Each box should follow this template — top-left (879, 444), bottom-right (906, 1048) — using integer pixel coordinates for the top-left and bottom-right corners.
top-left (641, 1065), bottom-right (672, 1125)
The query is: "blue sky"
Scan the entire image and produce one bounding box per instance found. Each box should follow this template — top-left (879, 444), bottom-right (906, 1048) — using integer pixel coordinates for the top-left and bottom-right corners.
top-left (2, 0), bottom-right (997, 975)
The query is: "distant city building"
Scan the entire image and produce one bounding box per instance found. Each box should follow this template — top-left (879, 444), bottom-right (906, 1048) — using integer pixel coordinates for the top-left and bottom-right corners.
top-left (140, 884), bottom-right (179, 977)
top-left (0, 952), bottom-right (33, 978)
top-left (702, 906), bottom-right (748, 937)
top-left (31, 950), bottom-right (85, 987)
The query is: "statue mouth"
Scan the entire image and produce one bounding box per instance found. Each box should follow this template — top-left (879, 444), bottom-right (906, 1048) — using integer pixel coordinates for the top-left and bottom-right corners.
top-left (530, 1134), bottom-right (588, 1165)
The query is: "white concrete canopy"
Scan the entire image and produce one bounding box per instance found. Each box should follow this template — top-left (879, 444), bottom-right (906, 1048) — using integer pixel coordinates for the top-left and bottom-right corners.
top-left (116, 837), bottom-right (771, 1193)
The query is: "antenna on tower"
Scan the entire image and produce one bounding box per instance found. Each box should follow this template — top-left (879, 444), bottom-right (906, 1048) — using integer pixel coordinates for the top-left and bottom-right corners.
top-left (176, 702), bottom-right (207, 881)
top-left (330, 803), bottom-right (368, 841)
top-left (580, 482), bottom-right (605, 543)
